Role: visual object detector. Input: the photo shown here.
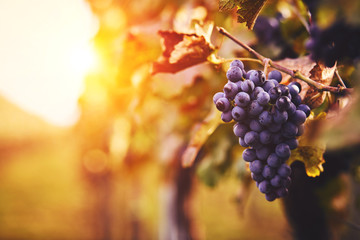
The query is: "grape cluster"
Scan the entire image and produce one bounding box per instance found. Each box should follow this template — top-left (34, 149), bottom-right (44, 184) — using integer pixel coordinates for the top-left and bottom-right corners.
top-left (213, 60), bottom-right (311, 201)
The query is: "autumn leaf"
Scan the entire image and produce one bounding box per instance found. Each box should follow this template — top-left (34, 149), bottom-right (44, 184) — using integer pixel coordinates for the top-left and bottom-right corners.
top-left (219, 0), bottom-right (268, 30)
top-left (182, 107), bottom-right (221, 167)
top-left (152, 30), bottom-right (215, 74)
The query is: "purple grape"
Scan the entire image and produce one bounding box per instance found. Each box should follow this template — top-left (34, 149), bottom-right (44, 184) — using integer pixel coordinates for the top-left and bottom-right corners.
top-left (223, 82), bottom-right (239, 99)
top-left (221, 111), bottom-right (233, 122)
top-left (230, 59), bottom-right (245, 69)
top-left (257, 91), bottom-right (270, 106)
top-left (258, 180), bottom-right (271, 194)
top-left (268, 87), bottom-right (282, 104)
top-left (278, 163), bottom-right (291, 178)
top-left (233, 122), bottom-right (248, 138)
top-left (287, 102), bottom-right (297, 116)
top-left (213, 92), bottom-right (225, 104)
top-left (241, 80), bottom-right (255, 93)
top-left (273, 109), bottom-right (288, 124)
top-left (272, 132), bottom-right (284, 145)
top-left (244, 131), bottom-right (260, 147)
top-left (226, 66), bottom-right (243, 82)
top-left (215, 97), bottom-right (231, 112)
top-left (250, 160), bottom-right (264, 174)
top-left (248, 101), bottom-right (263, 116)
top-left (235, 92), bottom-right (251, 107)
top-left (290, 110), bottom-right (307, 125)
top-left (259, 130), bottom-right (272, 145)
top-left (276, 187), bottom-right (288, 197)
top-left (291, 94), bottom-right (302, 106)
top-left (246, 69), bottom-right (257, 79)
top-left (265, 192), bottom-right (277, 201)
top-left (275, 143), bottom-right (291, 158)
top-left (259, 110), bottom-right (272, 126)
top-left (282, 122), bottom-right (298, 138)
top-left (285, 138), bottom-right (299, 150)
top-left (267, 153), bottom-right (282, 168)
top-left (250, 119), bottom-right (264, 132)
top-left (268, 70), bottom-right (282, 83)
top-left (297, 104), bottom-right (311, 117)
top-left (243, 148), bottom-right (257, 162)
top-left (262, 80), bottom-right (276, 92)
top-left (249, 70), bottom-right (266, 86)
top-left (251, 172), bottom-right (265, 182)
top-left (239, 137), bottom-right (249, 147)
top-left (251, 86), bottom-right (265, 99)
top-left (296, 124), bottom-right (305, 136)
top-left (288, 82), bottom-right (302, 95)
top-left (276, 96), bottom-right (291, 111)
top-left (278, 84), bottom-right (289, 96)
top-left (232, 106), bottom-right (247, 121)
top-left (262, 165), bottom-right (276, 179)
top-left (270, 175), bottom-right (282, 187)
top-left (268, 122), bottom-right (282, 133)
top-left (256, 146), bottom-right (272, 160)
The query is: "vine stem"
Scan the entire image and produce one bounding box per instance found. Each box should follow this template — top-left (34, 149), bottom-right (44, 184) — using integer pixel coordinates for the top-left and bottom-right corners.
top-left (217, 26), bottom-right (352, 95)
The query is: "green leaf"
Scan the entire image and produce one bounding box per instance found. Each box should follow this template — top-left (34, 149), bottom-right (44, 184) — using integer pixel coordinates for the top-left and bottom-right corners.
top-left (152, 30), bottom-right (215, 74)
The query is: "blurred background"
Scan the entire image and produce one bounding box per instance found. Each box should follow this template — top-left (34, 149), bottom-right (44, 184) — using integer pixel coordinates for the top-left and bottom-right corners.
top-left (0, 0), bottom-right (359, 239)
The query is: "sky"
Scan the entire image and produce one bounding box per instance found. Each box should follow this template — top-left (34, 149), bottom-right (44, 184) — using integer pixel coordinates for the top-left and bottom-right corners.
top-left (0, 0), bottom-right (99, 126)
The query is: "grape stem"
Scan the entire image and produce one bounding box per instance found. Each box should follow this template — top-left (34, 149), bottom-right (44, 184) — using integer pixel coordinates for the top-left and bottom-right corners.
top-left (217, 26), bottom-right (352, 95)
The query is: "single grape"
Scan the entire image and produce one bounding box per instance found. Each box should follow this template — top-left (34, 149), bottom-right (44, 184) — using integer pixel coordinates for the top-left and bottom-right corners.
top-left (249, 160), bottom-right (264, 174)
top-left (249, 70), bottom-right (266, 86)
top-left (285, 138), bottom-right (299, 150)
top-left (262, 80), bottom-right (276, 92)
top-left (276, 96), bottom-right (291, 111)
top-left (233, 122), bottom-right (248, 138)
top-left (246, 69), bottom-right (257, 79)
top-left (290, 110), bottom-right (307, 125)
top-left (244, 131), bottom-right (260, 147)
top-left (234, 92), bottom-right (251, 107)
top-left (262, 165), bottom-right (276, 179)
top-left (259, 130), bottom-right (272, 145)
top-left (257, 91), bottom-right (270, 106)
top-left (250, 119), bottom-right (264, 132)
top-left (230, 59), bottom-right (245, 69)
top-left (215, 97), bottom-right (231, 112)
top-left (268, 70), bottom-right (282, 83)
top-left (291, 94), bottom-right (302, 106)
top-left (288, 82), bottom-right (302, 95)
top-left (287, 102), bottom-right (297, 116)
top-left (243, 148), bottom-right (257, 162)
top-left (226, 66), bottom-right (243, 82)
top-left (213, 92), bottom-right (225, 104)
top-left (278, 85), bottom-right (290, 96)
top-left (275, 143), bottom-right (291, 158)
top-left (256, 146), bottom-right (272, 160)
top-left (239, 137), bottom-right (249, 147)
top-left (248, 101), bottom-right (264, 116)
top-left (297, 104), bottom-right (311, 117)
top-left (270, 175), bottom-right (282, 187)
top-left (265, 192), bottom-right (277, 201)
top-left (251, 86), bottom-right (265, 99)
top-left (223, 82), bottom-right (239, 99)
top-left (241, 80), bottom-right (255, 93)
top-left (258, 180), bottom-right (271, 194)
top-left (282, 122), bottom-right (298, 138)
top-left (273, 109), bottom-right (288, 124)
top-left (278, 163), bottom-right (291, 178)
top-left (259, 110), bottom-right (272, 126)
top-left (251, 172), bottom-right (265, 182)
top-left (267, 153), bottom-right (282, 168)
top-left (232, 106), bottom-right (247, 121)
top-left (221, 111), bottom-right (233, 122)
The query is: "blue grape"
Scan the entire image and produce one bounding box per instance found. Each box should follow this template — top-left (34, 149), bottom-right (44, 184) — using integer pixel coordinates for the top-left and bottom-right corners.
top-left (275, 143), bottom-right (291, 158)
top-left (256, 146), bottom-right (272, 160)
top-left (250, 119), bottom-right (263, 132)
top-left (288, 82), bottom-right (301, 96)
top-left (226, 66), bottom-right (243, 82)
top-left (290, 110), bottom-right (307, 125)
top-left (259, 130), bottom-right (272, 145)
top-left (262, 165), bottom-right (276, 179)
top-left (232, 106), bottom-right (247, 121)
top-left (250, 160), bottom-right (264, 174)
top-left (278, 163), bottom-right (291, 178)
top-left (223, 82), bottom-right (239, 99)
top-left (282, 122), bottom-right (298, 138)
top-left (215, 97), bottom-right (231, 112)
top-left (234, 92), bottom-right (251, 107)
top-left (257, 91), bottom-right (270, 106)
top-left (262, 80), bottom-right (276, 92)
top-left (243, 148), bottom-right (257, 162)
top-left (276, 96), bottom-right (291, 111)
top-left (249, 70), bottom-right (266, 86)
top-left (233, 122), bottom-right (248, 138)
top-left (248, 101), bottom-right (263, 116)
top-left (221, 111), bottom-right (233, 122)
top-left (241, 80), bottom-right (255, 93)
top-left (297, 104), bottom-right (311, 117)
top-left (244, 131), bottom-right (260, 146)
top-left (213, 92), bottom-right (225, 104)
top-left (258, 180), bottom-right (271, 194)
top-left (230, 59), bottom-right (245, 69)
top-left (268, 70), bottom-right (282, 83)
top-left (259, 110), bottom-right (272, 126)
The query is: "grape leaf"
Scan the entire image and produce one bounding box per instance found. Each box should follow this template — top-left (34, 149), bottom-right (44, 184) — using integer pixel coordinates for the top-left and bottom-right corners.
top-left (182, 107), bottom-right (221, 167)
top-left (219, 0), bottom-right (268, 29)
top-left (152, 30), bottom-right (215, 74)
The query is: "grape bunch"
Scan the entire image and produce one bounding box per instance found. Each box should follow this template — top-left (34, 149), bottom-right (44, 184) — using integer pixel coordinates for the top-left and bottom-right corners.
top-left (213, 60), bottom-right (311, 201)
